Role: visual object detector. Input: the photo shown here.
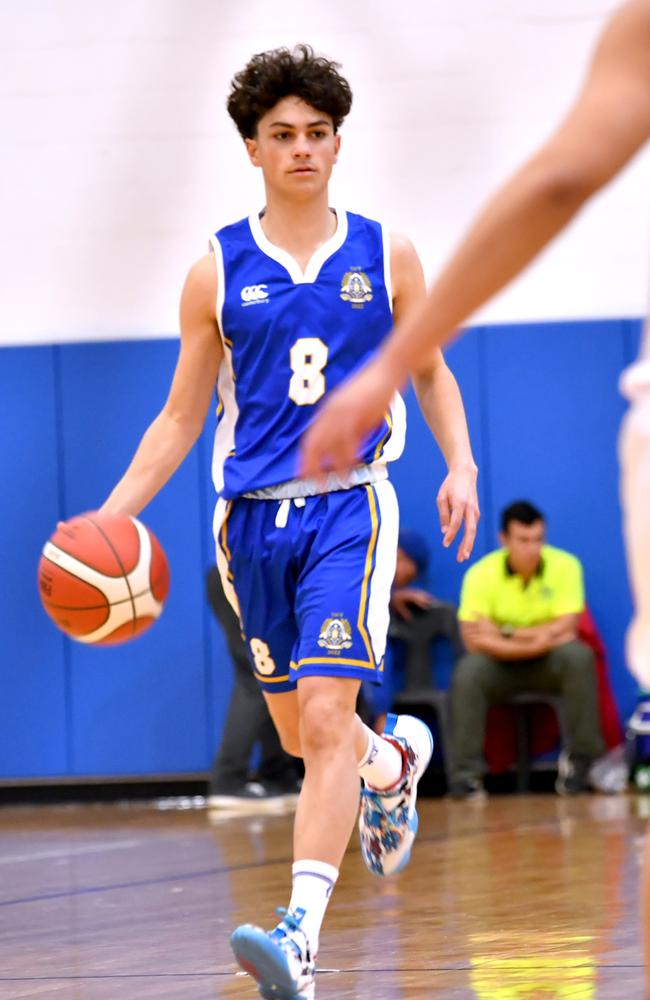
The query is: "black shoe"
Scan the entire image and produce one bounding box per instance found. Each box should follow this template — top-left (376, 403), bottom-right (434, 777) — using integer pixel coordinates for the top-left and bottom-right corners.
top-left (208, 780), bottom-right (298, 813)
top-left (448, 778), bottom-right (486, 801)
top-left (255, 773), bottom-right (303, 796)
top-left (555, 752), bottom-right (592, 795)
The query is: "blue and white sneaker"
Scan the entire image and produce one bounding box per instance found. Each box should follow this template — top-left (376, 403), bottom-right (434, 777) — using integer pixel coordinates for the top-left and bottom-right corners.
top-left (230, 907), bottom-right (315, 999)
top-left (358, 713), bottom-right (433, 876)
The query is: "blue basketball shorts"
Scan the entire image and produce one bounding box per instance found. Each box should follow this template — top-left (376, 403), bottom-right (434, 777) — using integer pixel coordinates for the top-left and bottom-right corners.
top-left (213, 481), bottom-right (399, 694)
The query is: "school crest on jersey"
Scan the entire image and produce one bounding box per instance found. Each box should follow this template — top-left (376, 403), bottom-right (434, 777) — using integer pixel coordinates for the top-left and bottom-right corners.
top-left (318, 616), bottom-right (353, 651)
top-left (340, 271), bottom-right (373, 306)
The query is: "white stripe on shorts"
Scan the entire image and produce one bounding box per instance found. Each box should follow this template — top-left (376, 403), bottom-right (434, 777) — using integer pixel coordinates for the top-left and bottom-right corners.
top-left (366, 480), bottom-right (399, 666)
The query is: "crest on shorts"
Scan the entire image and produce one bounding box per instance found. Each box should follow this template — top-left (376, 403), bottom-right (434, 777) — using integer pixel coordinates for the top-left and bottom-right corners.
top-left (318, 616), bottom-right (353, 651)
top-left (340, 271), bottom-right (373, 305)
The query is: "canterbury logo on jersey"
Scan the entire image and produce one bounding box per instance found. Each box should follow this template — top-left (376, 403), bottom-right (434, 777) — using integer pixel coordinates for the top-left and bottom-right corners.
top-left (241, 284), bottom-right (269, 305)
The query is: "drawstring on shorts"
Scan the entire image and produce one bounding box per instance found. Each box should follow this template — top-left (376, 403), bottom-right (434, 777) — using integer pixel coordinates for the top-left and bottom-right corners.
top-left (275, 496), bottom-right (306, 529)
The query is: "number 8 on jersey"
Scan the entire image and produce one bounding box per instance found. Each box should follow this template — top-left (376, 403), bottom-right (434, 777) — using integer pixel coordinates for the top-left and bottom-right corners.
top-left (289, 337), bottom-right (328, 405)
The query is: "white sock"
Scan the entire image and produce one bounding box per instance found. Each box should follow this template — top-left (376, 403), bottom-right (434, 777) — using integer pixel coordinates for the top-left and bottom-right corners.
top-left (287, 859), bottom-right (338, 955)
top-left (357, 724), bottom-right (404, 792)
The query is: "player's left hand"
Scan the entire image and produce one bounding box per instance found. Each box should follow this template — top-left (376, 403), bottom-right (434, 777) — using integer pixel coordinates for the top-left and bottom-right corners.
top-left (436, 465), bottom-right (479, 562)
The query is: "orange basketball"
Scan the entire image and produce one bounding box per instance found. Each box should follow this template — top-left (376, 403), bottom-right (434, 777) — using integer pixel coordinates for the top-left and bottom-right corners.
top-left (37, 511), bottom-right (170, 645)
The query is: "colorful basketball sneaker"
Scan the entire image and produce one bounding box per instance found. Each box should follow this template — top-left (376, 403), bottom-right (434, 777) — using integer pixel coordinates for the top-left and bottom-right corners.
top-left (358, 713), bottom-right (433, 876)
top-left (230, 907), bottom-right (315, 999)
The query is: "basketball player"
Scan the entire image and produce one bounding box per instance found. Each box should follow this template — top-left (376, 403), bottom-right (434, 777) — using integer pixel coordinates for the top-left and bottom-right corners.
top-left (300, 1), bottom-right (650, 981)
top-left (99, 46), bottom-right (479, 998)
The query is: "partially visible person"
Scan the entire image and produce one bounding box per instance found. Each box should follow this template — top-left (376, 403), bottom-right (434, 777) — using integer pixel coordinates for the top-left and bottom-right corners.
top-left (451, 500), bottom-right (605, 799)
top-left (206, 566), bottom-right (301, 812)
top-left (363, 529), bottom-right (434, 732)
top-left (390, 529), bottom-right (434, 622)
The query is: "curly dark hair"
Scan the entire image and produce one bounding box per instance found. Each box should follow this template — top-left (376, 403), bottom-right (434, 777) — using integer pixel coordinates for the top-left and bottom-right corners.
top-left (227, 44), bottom-right (353, 139)
top-left (501, 500), bottom-right (545, 533)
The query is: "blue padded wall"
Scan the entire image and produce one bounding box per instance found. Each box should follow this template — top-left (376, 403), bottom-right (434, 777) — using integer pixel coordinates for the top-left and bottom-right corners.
top-left (0, 347), bottom-right (68, 777)
top-left (391, 333), bottom-right (490, 604)
top-left (56, 341), bottom-right (214, 775)
top-left (0, 319), bottom-right (643, 780)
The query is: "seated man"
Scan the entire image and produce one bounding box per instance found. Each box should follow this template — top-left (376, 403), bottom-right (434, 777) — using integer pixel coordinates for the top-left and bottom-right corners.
top-left (451, 500), bottom-right (605, 799)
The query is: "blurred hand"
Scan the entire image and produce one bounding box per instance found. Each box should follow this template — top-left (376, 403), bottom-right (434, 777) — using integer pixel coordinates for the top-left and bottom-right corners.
top-left (436, 465), bottom-right (479, 562)
top-left (390, 587), bottom-right (436, 620)
top-left (300, 357), bottom-right (397, 478)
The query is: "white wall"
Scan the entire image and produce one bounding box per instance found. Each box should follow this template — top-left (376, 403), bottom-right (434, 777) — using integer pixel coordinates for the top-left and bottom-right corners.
top-left (1, 0), bottom-right (648, 345)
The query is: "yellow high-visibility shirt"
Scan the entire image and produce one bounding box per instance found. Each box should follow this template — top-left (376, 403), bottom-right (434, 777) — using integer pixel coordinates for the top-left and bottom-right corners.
top-left (458, 545), bottom-right (585, 628)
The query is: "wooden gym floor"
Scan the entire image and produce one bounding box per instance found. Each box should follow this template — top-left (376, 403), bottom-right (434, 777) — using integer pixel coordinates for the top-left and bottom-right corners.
top-left (0, 794), bottom-right (647, 999)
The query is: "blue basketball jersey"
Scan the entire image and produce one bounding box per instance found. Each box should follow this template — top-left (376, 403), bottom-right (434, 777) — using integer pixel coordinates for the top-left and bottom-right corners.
top-left (209, 209), bottom-right (406, 499)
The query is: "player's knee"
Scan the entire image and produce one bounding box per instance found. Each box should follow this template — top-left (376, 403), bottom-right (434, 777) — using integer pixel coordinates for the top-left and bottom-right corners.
top-left (299, 690), bottom-right (355, 755)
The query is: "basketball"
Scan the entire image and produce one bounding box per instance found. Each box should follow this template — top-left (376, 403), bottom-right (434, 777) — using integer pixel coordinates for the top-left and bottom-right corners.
top-left (37, 511), bottom-right (170, 645)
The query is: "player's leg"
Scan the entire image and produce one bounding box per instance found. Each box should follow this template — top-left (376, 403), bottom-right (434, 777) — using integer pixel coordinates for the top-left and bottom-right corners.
top-left (292, 481), bottom-right (433, 878)
top-left (262, 684), bottom-right (410, 799)
top-left (232, 720), bottom-right (431, 986)
top-left (235, 681), bottom-right (358, 997)
top-left (215, 499), bottom-right (314, 997)
top-left (262, 688), bottom-right (302, 757)
top-left (228, 486), bottom-right (431, 997)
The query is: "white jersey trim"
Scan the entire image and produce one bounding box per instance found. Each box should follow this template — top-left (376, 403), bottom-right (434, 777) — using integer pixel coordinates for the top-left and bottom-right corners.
top-left (248, 207), bottom-right (348, 285)
top-left (380, 391), bottom-right (407, 463)
top-left (381, 224), bottom-right (393, 314)
top-left (209, 234), bottom-right (226, 339)
top-left (209, 235), bottom-right (239, 495)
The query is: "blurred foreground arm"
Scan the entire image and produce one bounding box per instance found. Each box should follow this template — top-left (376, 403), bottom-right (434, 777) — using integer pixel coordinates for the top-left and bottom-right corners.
top-left (301, 0), bottom-right (650, 476)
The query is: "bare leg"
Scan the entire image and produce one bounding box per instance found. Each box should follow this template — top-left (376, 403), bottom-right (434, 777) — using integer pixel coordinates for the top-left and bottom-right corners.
top-left (620, 392), bottom-right (650, 688)
top-left (263, 689), bottom-right (302, 757)
top-left (263, 688), bottom-right (390, 768)
top-left (620, 382), bottom-right (650, 998)
top-left (294, 676), bottom-right (361, 866)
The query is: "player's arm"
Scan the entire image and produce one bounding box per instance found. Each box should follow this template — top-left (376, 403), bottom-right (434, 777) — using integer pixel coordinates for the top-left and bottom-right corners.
top-left (381, 0), bottom-right (650, 380)
top-left (101, 254), bottom-right (223, 516)
top-left (301, 0), bottom-right (650, 476)
top-left (391, 233), bottom-right (479, 561)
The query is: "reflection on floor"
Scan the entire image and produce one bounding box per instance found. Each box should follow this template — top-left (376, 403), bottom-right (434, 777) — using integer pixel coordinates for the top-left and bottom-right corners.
top-left (0, 793), bottom-right (646, 998)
